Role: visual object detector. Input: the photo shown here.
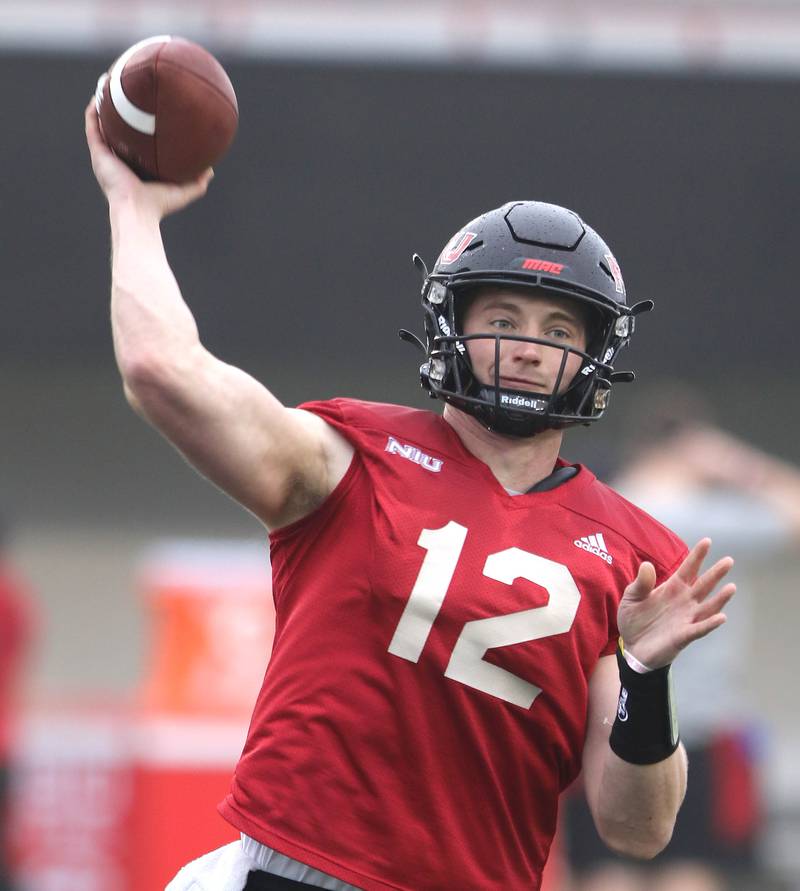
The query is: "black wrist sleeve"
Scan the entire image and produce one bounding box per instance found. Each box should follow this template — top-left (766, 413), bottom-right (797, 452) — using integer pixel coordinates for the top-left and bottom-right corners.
top-left (608, 642), bottom-right (680, 765)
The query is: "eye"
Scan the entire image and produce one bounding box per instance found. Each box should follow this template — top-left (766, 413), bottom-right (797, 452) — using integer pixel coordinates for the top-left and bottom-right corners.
top-left (490, 317), bottom-right (514, 330)
top-left (546, 327), bottom-right (572, 340)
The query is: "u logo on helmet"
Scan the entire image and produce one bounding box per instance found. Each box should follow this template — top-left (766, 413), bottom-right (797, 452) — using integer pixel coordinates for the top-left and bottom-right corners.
top-left (604, 253), bottom-right (625, 295)
top-left (440, 231), bottom-right (477, 265)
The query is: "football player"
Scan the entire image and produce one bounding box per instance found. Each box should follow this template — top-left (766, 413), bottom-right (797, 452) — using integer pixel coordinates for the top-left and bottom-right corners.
top-left (85, 100), bottom-right (736, 891)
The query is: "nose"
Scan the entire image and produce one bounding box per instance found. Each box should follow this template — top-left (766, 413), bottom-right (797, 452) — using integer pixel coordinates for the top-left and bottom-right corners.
top-left (509, 337), bottom-right (543, 366)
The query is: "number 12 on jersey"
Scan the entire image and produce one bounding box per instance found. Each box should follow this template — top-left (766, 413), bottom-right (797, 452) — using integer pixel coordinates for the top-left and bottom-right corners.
top-left (388, 521), bottom-right (581, 708)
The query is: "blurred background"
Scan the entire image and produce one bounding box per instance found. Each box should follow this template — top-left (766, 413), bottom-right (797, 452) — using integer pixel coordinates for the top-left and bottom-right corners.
top-left (1, 0), bottom-right (799, 888)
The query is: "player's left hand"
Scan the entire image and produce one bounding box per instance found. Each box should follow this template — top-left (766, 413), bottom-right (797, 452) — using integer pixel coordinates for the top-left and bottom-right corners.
top-left (617, 538), bottom-right (735, 670)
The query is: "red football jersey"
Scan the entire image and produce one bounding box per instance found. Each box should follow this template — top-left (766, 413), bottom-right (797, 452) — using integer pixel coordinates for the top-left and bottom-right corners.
top-left (220, 399), bottom-right (686, 890)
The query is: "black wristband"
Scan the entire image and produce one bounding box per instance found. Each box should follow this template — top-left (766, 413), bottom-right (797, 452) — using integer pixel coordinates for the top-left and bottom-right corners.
top-left (608, 641), bottom-right (680, 765)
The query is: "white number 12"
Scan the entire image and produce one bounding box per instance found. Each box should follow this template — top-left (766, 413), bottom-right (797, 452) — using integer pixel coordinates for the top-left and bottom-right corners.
top-left (388, 521), bottom-right (581, 708)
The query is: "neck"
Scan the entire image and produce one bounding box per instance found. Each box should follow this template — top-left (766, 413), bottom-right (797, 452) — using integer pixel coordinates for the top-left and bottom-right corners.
top-left (443, 404), bottom-right (565, 492)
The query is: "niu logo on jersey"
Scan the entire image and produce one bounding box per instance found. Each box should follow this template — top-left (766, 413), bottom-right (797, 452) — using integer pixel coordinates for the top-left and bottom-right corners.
top-left (385, 436), bottom-right (444, 473)
top-left (574, 532), bottom-right (613, 564)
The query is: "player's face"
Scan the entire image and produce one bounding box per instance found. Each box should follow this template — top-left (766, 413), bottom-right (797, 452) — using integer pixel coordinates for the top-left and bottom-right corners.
top-left (461, 288), bottom-right (588, 395)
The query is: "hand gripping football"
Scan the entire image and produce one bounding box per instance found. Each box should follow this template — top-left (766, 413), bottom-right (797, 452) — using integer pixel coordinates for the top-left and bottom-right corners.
top-left (95, 35), bottom-right (239, 183)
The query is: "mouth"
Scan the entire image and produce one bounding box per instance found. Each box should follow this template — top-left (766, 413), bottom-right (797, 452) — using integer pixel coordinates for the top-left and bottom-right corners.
top-left (499, 376), bottom-right (549, 392)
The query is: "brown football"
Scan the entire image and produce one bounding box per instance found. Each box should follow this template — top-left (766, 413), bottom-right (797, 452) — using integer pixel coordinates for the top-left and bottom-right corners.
top-left (95, 35), bottom-right (238, 183)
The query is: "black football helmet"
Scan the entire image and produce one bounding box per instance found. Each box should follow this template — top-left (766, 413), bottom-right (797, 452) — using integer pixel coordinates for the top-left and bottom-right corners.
top-left (401, 200), bottom-right (653, 437)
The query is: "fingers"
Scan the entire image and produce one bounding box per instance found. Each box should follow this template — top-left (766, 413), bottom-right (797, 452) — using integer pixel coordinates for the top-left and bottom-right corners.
top-left (692, 582), bottom-right (736, 622)
top-left (677, 611), bottom-right (728, 647)
top-left (84, 98), bottom-right (96, 130)
top-left (188, 167), bottom-right (214, 198)
top-left (675, 538), bottom-right (712, 584)
top-left (623, 561), bottom-right (657, 602)
top-left (690, 555), bottom-right (735, 604)
top-left (85, 100), bottom-right (101, 157)
top-left (158, 168), bottom-right (214, 216)
top-left (85, 96), bottom-right (128, 188)
top-left (675, 582), bottom-right (735, 650)
top-left (85, 98), bottom-right (106, 151)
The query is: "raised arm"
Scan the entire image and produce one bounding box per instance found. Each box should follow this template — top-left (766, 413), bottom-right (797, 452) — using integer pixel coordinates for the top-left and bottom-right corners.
top-left (85, 101), bottom-right (353, 528)
top-left (581, 539), bottom-right (735, 858)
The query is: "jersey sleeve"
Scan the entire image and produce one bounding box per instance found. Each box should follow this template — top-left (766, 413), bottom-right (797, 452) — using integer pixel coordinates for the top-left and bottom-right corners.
top-left (298, 397), bottom-right (349, 433)
top-left (298, 397), bottom-right (388, 449)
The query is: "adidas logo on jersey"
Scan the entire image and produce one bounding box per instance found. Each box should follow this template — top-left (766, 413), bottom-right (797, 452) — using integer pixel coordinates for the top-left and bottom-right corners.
top-left (385, 436), bottom-right (444, 473)
top-left (574, 532), bottom-right (613, 564)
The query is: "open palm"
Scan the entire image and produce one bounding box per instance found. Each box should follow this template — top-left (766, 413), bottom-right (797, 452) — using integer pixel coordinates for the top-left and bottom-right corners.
top-left (617, 538), bottom-right (736, 670)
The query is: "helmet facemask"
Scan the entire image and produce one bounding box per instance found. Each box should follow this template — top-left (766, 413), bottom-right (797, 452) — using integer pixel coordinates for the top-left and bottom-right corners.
top-left (420, 279), bottom-right (629, 436)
